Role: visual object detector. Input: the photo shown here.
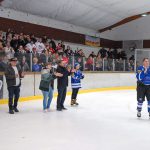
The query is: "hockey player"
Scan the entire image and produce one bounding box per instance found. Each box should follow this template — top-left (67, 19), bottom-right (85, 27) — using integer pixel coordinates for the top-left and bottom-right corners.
top-left (136, 58), bottom-right (150, 118)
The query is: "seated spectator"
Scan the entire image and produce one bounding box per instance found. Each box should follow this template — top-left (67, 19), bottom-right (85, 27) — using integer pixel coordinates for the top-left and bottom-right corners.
top-left (32, 57), bottom-right (42, 72)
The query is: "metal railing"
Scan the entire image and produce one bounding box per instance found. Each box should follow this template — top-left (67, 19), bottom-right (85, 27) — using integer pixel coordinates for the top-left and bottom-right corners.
top-left (0, 51), bottom-right (135, 72)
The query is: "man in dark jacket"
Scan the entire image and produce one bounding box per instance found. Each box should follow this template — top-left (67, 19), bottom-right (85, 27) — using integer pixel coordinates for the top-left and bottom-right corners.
top-left (56, 60), bottom-right (72, 111)
top-left (5, 58), bottom-right (24, 114)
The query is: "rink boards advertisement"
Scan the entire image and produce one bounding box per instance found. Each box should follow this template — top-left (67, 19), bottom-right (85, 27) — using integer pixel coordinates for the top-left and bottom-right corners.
top-left (0, 75), bottom-right (3, 99)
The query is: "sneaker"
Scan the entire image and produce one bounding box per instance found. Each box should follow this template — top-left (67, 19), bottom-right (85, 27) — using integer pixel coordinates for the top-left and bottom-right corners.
top-left (47, 109), bottom-right (51, 112)
top-left (137, 111), bottom-right (141, 118)
top-left (43, 109), bottom-right (47, 113)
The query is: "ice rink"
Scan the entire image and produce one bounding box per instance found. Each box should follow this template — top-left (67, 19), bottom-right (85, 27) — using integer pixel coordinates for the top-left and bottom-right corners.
top-left (0, 89), bottom-right (150, 150)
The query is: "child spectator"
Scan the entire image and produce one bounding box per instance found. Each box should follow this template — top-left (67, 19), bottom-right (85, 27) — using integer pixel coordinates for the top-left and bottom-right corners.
top-left (71, 63), bottom-right (84, 106)
top-left (32, 57), bottom-right (42, 72)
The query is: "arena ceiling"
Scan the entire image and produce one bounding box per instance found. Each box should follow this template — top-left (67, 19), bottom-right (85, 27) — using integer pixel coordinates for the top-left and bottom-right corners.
top-left (1, 0), bottom-right (150, 32)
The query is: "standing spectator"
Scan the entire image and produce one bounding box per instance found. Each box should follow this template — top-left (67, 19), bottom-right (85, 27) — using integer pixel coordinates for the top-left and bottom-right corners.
top-left (18, 35), bottom-right (26, 47)
top-left (107, 48), bottom-right (113, 59)
top-left (32, 57), bottom-right (42, 72)
top-left (26, 41), bottom-right (36, 53)
top-left (120, 50), bottom-right (127, 60)
top-left (0, 54), bottom-right (8, 72)
top-left (113, 49), bottom-right (118, 59)
top-left (49, 43), bottom-right (55, 54)
top-left (35, 38), bottom-right (45, 54)
top-left (86, 56), bottom-right (93, 71)
top-left (24, 35), bottom-right (31, 45)
top-left (62, 53), bottom-right (69, 64)
top-left (56, 60), bottom-right (72, 111)
top-left (76, 49), bottom-right (85, 57)
top-left (42, 36), bottom-right (48, 44)
top-left (14, 45), bottom-right (26, 62)
top-left (30, 34), bottom-right (37, 43)
top-left (107, 49), bottom-right (113, 71)
top-left (98, 47), bottom-right (107, 58)
top-left (56, 43), bottom-right (64, 56)
top-left (49, 39), bottom-right (56, 51)
top-left (4, 43), bottom-right (15, 59)
top-left (89, 51), bottom-right (96, 58)
top-left (10, 35), bottom-right (18, 52)
top-left (95, 54), bottom-right (103, 71)
top-left (71, 63), bottom-right (84, 106)
top-left (5, 57), bottom-right (24, 114)
top-left (60, 41), bottom-right (65, 51)
top-left (20, 57), bottom-right (30, 72)
top-left (65, 46), bottom-right (73, 56)
top-left (39, 62), bottom-right (63, 112)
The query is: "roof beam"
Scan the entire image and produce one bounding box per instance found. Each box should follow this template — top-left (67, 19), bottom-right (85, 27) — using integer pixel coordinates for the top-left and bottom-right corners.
top-left (99, 12), bottom-right (150, 33)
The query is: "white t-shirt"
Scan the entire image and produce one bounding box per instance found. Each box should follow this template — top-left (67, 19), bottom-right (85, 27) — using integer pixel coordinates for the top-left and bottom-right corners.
top-left (26, 43), bottom-right (36, 52)
top-left (12, 66), bottom-right (20, 86)
top-left (35, 42), bottom-right (45, 54)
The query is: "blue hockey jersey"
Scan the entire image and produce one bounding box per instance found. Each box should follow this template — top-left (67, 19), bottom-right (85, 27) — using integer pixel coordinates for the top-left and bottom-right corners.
top-left (136, 66), bottom-right (150, 85)
top-left (71, 70), bottom-right (84, 89)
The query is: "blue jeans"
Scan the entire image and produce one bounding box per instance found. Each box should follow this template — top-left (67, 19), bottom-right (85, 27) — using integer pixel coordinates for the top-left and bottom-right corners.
top-left (42, 86), bottom-right (53, 110)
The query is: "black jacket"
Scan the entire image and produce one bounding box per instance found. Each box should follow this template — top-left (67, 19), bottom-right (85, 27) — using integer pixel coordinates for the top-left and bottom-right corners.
top-left (56, 66), bottom-right (71, 89)
top-left (5, 65), bottom-right (22, 87)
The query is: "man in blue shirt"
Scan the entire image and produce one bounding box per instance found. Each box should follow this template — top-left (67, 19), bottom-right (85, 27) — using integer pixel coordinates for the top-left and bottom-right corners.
top-left (136, 58), bottom-right (150, 118)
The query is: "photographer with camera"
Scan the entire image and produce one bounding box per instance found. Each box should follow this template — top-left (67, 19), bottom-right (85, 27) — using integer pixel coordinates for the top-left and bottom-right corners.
top-left (39, 62), bottom-right (63, 112)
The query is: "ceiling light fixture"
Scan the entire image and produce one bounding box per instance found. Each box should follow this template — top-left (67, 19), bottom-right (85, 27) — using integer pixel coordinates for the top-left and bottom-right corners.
top-left (141, 14), bottom-right (148, 17)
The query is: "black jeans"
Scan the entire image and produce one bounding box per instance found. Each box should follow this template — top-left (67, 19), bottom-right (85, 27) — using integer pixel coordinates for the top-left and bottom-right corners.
top-left (8, 86), bottom-right (20, 110)
top-left (57, 87), bottom-right (67, 109)
top-left (71, 88), bottom-right (79, 100)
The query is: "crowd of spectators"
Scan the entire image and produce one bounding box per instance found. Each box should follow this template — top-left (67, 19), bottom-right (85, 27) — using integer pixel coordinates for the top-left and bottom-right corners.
top-left (0, 29), bottom-right (135, 72)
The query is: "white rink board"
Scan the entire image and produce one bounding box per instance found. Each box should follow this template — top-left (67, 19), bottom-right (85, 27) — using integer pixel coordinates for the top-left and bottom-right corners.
top-left (3, 73), bottom-right (136, 99)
